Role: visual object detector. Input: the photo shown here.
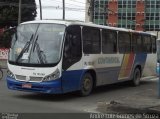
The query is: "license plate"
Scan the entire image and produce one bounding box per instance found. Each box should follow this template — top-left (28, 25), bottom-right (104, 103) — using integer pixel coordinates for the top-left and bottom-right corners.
top-left (22, 84), bottom-right (32, 88)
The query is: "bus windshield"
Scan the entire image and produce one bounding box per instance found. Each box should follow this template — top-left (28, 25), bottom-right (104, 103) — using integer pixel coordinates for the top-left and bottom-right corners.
top-left (9, 23), bottom-right (65, 67)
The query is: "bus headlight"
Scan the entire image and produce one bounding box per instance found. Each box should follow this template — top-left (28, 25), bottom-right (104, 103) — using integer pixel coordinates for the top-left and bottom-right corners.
top-left (7, 70), bottom-right (15, 79)
top-left (43, 68), bottom-right (60, 81)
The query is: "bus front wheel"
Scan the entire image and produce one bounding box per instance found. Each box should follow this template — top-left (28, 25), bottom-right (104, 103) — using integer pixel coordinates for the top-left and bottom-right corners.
top-left (131, 68), bottom-right (141, 86)
top-left (79, 73), bottom-right (93, 96)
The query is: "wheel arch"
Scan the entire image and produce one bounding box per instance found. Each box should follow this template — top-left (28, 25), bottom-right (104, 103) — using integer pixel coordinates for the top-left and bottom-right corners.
top-left (135, 65), bottom-right (142, 77)
top-left (80, 69), bottom-right (97, 89)
top-left (131, 64), bottom-right (142, 80)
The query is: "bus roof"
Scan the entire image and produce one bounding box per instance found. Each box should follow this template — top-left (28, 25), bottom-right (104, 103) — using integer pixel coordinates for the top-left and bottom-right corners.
top-left (21, 20), bottom-right (156, 36)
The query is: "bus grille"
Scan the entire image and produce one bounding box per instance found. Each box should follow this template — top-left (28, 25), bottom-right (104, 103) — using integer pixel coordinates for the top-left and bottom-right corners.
top-left (29, 77), bottom-right (43, 82)
top-left (15, 75), bottom-right (43, 82)
top-left (16, 75), bottom-right (26, 81)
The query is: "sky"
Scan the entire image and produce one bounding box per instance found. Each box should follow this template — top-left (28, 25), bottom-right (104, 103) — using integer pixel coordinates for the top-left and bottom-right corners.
top-left (35, 0), bottom-right (86, 21)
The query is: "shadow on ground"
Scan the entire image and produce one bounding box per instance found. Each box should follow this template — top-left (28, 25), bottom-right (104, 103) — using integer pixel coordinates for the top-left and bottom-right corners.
top-left (12, 80), bottom-right (153, 102)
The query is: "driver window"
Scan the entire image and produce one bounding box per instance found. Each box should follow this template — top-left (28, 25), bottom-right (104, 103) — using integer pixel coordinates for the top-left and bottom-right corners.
top-left (63, 25), bottom-right (82, 70)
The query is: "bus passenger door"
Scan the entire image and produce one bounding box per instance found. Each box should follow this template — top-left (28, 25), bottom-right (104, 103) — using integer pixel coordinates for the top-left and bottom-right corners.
top-left (61, 25), bottom-right (82, 93)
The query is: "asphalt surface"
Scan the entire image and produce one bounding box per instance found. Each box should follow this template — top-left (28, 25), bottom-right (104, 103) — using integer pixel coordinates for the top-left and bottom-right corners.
top-left (0, 69), bottom-right (159, 113)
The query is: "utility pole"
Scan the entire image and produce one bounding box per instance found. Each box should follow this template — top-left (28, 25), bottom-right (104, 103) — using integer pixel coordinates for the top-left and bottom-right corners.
top-left (90, 0), bottom-right (94, 22)
top-left (18, 0), bottom-right (21, 25)
top-left (39, 0), bottom-right (42, 20)
top-left (85, 0), bottom-right (94, 22)
top-left (63, 0), bottom-right (65, 20)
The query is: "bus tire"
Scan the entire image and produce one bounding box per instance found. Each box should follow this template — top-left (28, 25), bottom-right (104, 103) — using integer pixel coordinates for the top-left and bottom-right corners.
top-left (131, 68), bottom-right (141, 86)
top-left (79, 73), bottom-right (93, 96)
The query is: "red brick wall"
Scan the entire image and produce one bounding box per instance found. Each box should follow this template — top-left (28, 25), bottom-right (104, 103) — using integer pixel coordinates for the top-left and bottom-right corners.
top-left (135, 0), bottom-right (145, 31)
top-left (107, 0), bottom-right (118, 27)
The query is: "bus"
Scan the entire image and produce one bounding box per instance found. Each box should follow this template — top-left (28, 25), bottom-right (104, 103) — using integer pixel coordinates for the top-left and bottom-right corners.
top-left (6, 20), bottom-right (157, 96)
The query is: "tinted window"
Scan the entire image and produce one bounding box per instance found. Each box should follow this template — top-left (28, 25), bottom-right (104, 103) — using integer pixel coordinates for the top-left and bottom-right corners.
top-left (102, 30), bottom-right (117, 54)
top-left (132, 33), bottom-right (143, 53)
top-left (151, 36), bottom-right (156, 53)
top-left (83, 27), bottom-right (101, 54)
top-left (63, 25), bottom-right (82, 70)
top-left (118, 32), bottom-right (131, 53)
top-left (142, 35), bottom-right (152, 53)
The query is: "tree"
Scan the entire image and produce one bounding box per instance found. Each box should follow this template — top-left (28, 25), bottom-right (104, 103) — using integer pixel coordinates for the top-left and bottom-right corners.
top-left (0, 0), bottom-right (37, 28)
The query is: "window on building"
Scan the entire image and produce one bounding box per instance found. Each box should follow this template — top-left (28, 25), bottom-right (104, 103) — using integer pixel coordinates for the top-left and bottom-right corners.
top-left (128, 1), bottom-right (131, 4)
top-left (83, 26), bottom-right (101, 54)
top-left (132, 13), bottom-right (135, 16)
top-left (118, 31), bottom-right (131, 53)
top-left (128, 5), bottom-right (131, 8)
top-left (100, 16), bottom-right (104, 19)
top-left (118, 5), bottom-right (122, 8)
top-left (102, 29), bottom-right (117, 54)
top-left (127, 13), bottom-right (131, 16)
top-left (151, 13), bottom-right (154, 16)
top-left (151, 1), bottom-right (155, 4)
top-left (132, 1), bottom-right (136, 4)
top-left (146, 13), bottom-right (150, 16)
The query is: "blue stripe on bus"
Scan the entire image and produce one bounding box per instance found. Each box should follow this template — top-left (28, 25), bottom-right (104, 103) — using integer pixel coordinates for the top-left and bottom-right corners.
top-left (6, 69), bottom-right (86, 94)
top-left (133, 53), bottom-right (147, 71)
top-left (61, 69), bottom-right (87, 93)
top-left (6, 76), bottom-right (63, 94)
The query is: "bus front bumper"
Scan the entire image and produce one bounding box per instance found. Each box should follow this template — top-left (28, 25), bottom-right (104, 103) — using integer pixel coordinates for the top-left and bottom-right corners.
top-left (6, 76), bottom-right (63, 94)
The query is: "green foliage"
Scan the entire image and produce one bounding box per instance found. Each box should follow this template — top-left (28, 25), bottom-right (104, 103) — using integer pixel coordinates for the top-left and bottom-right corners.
top-left (0, 0), bottom-right (37, 27)
top-left (1, 28), bottom-right (16, 48)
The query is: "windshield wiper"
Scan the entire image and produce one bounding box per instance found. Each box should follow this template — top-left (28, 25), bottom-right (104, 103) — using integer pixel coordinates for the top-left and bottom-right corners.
top-left (35, 42), bottom-right (47, 64)
top-left (33, 35), bottom-right (47, 64)
top-left (16, 34), bottom-right (34, 62)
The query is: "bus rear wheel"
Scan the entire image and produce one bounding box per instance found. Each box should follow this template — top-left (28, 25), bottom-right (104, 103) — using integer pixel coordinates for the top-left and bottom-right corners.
top-left (79, 73), bottom-right (93, 96)
top-left (131, 68), bottom-right (141, 86)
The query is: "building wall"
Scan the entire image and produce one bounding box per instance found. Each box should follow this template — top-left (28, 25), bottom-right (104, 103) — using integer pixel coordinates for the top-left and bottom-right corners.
top-left (90, 0), bottom-right (160, 31)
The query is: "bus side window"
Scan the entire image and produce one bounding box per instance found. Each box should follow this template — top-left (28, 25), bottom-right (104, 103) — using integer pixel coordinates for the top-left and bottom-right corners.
top-left (152, 36), bottom-right (156, 53)
top-left (102, 29), bottom-right (117, 54)
top-left (142, 35), bottom-right (152, 53)
top-left (118, 32), bottom-right (131, 53)
top-left (132, 33), bottom-right (142, 53)
top-left (62, 25), bottom-right (82, 70)
top-left (83, 26), bottom-right (101, 54)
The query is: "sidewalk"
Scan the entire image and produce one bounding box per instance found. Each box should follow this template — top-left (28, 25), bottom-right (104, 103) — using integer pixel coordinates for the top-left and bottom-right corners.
top-left (96, 78), bottom-right (160, 114)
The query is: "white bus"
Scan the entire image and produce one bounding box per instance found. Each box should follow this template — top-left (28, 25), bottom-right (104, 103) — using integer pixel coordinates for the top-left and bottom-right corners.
top-left (6, 20), bottom-right (157, 96)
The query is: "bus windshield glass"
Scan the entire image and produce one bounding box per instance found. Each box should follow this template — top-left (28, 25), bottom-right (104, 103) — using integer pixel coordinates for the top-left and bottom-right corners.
top-left (9, 23), bottom-right (65, 67)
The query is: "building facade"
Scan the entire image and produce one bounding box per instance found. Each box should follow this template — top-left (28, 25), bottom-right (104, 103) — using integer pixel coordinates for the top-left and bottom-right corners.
top-left (87, 0), bottom-right (160, 31)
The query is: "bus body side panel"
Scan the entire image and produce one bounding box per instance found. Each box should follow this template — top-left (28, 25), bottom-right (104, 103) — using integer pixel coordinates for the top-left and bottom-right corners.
top-left (61, 69), bottom-right (86, 93)
top-left (130, 53), bottom-right (147, 79)
top-left (142, 53), bottom-right (156, 77)
top-left (118, 53), bottom-right (135, 81)
top-left (61, 59), bottom-right (84, 93)
top-left (82, 54), bottom-right (124, 86)
top-left (96, 67), bottom-right (121, 85)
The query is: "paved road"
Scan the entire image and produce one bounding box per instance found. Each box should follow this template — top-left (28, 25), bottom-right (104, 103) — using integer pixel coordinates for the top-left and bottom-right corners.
top-left (0, 70), bottom-right (158, 113)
